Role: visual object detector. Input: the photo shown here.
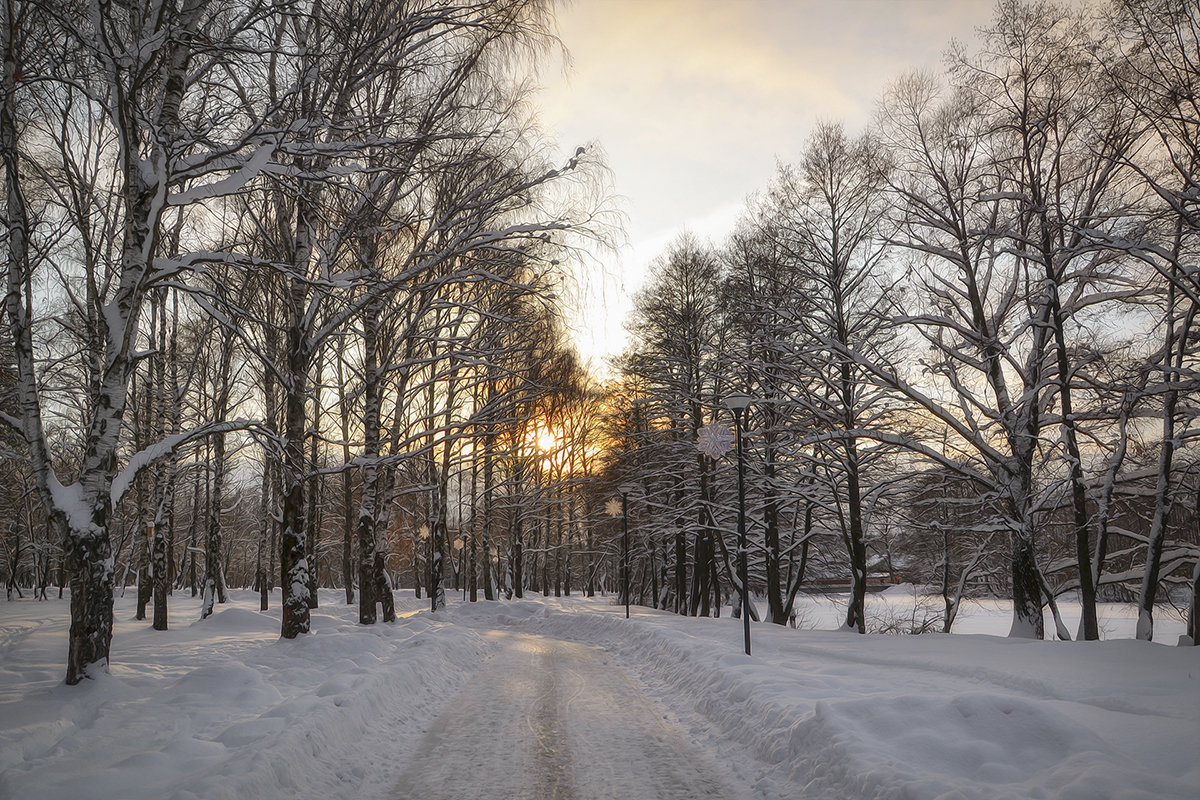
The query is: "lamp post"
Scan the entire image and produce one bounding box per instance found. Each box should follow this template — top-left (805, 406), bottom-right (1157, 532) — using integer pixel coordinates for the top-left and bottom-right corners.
top-left (454, 537), bottom-right (465, 601)
top-left (724, 392), bottom-right (753, 656)
top-left (618, 484), bottom-right (635, 619)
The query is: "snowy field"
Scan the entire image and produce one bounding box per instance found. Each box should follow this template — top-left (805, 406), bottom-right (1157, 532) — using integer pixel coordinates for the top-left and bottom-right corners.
top-left (1, 588), bottom-right (1196, 800)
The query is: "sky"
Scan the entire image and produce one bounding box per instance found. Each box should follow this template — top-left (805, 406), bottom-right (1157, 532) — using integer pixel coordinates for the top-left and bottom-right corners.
top-left (534, 0), bottom-right (999, 370)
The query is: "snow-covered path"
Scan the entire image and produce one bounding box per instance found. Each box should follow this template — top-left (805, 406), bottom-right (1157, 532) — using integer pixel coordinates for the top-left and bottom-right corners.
top-left (392, 630), bottom-right (740, 800)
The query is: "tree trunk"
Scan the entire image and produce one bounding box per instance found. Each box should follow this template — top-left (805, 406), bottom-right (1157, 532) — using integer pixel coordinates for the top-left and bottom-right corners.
top-left (1187, 558), bottom-right (1199, 646)
top-left (412, 534), bottom-right (423, 600)
top-left (342, 470), bottom-right (354, 605)
top-left (135, 528), bottom-right (151, 620)
top-left (430, 457), bottom-right (449, 612)
top-left (483, 428), bottom-right (496, 601)
top-left (690, 531), bottom-right (709, 616)
top-left (374, 546), bottom-right (394, 621)
top-left (63, 513), bottom-right (115, 684)
top-left (357, 294), bottom-right (384, 624)
top-left (188, 458), bottom-right (200, 597)
top-left (585, 522), bottom-right (595, 598)
top-left (358, 490), bottom-right (379, 626)
top-left (305, 379), bottom-right (322, 610)
top-left (150, 521), bottom-right (168, 630)
top-left (201, 431), bottom-right (228, 619)
top-left (257, 460), bottom-right (271, 612)
top-left (279, 321), bottom-right (312, 638)
top-left (762, 437), bottom-right (786, 625)
top-left (1041, 261), bottom-right (1099, 640)
top-left (842, 430), bottom-right (868, 635)
top-left (1009, 530), bottom-right (1044, 639)
top-left (1137, 386), bottom-right (1176, 642)
top-left (334, 338), bottom-right (355, 606)
top-left (468, 443), bottom-right (478, 603)
top-left (780, 501), bottom-right (813, 624)
top-left (1137, 230), bottom-right (1187, 642)
top-left (133, 368), bottom-right (150, 621)
top-left (512, 460), bottom-right (524, 598)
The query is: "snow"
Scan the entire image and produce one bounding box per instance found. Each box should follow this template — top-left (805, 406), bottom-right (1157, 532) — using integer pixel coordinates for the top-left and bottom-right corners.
top-left (1, 589), bottom-right (1195, 799)
top-left (391, 632), bottom-right (741, 798)
top-left (110, 419), bottom-right (257, 507)
top-left (167, 143), bottom-right (278, 207)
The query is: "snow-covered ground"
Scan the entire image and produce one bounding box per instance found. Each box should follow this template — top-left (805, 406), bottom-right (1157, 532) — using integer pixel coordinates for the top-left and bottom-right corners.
top-left (1, 588), bottom-right (1195, 799)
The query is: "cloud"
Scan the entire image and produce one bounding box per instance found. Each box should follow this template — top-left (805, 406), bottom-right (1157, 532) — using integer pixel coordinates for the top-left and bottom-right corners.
top-left (539, 0), bottom-right (996, 361)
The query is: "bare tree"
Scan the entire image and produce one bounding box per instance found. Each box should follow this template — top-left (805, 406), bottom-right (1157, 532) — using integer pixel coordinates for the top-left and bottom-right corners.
top-left (759, 122), bottom-right (900, 633)
top-left (875, 69), bottom-right (1054, 638)
top-left (1103, 0), bottom-right (1200, 642)
top-left (720, 221), bottom-right (819, 625)
top-left (619, 235), bottom-right (726, 617)
top-left (3, 0), bottom-right (272, 683)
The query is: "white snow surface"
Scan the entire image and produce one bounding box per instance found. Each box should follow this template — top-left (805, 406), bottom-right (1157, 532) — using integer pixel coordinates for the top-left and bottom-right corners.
top-left (0, 588), bottom-right (1195, 800)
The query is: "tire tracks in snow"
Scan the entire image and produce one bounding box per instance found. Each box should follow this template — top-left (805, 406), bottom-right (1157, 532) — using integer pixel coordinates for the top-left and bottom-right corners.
top-left (390, 630), bottom-right (742, 800)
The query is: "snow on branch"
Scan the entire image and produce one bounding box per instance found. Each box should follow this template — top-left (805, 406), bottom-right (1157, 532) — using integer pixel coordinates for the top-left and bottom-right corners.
top-left (166, 143), bottom-right (278, 206)
top-left (111, 419), bottom-right (257, 507)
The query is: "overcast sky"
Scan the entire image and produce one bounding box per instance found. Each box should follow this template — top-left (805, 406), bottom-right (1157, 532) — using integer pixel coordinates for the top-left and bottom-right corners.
top-left (535, 0), bottom-right (998, 369)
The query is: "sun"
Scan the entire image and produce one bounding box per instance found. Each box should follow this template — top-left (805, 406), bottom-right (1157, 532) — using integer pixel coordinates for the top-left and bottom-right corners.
top-left (536, 430), bottom-right (558, 452)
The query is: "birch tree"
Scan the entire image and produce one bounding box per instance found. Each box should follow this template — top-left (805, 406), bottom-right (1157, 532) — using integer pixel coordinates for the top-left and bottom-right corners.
top-left (3, 0), bottom-right (273, 683)
top-left (213, 0), bottom-right (585, 636)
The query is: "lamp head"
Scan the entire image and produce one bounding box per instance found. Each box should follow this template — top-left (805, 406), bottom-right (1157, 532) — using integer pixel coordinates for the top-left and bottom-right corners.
top-left (723, 392), bottom-right (752, 412)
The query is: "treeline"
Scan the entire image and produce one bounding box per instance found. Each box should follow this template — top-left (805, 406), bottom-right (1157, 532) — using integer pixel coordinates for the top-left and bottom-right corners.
top-left (608, 0), bottom-right (1199, 643)
top-left (0, 0), bottom-right (613, 684)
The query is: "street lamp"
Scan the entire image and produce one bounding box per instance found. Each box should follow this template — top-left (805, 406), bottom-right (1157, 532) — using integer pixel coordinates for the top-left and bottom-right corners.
top-left (724, 392), bottom-right (753, 656)
top-left (618, 483), bottom-right (635, 619)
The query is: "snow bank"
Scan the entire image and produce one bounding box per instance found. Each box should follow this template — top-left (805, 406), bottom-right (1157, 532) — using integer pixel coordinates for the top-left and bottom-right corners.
top-left (0, 591), bottom-right (486, 800)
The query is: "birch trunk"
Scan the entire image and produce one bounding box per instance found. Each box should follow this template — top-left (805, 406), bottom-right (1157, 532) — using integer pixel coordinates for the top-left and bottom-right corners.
top-left (279, 271), bottom-right (313, 637)
top-left (357, 297), bottom-right (383, 625)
